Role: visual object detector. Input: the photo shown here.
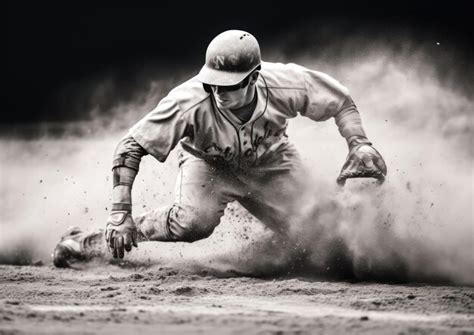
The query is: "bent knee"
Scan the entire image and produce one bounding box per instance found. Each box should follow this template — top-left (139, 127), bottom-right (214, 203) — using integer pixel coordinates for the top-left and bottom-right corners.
top-left (168, 205), bottom-right (220, 242)
top-left (172, 225), bottom-right (214, 242)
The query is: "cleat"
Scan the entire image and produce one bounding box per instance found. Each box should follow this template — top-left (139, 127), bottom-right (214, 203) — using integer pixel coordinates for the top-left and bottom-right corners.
top-left (52, 226), bottom-right (87, 268)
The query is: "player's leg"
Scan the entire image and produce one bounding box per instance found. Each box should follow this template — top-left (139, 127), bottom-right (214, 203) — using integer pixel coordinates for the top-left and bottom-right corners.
top-left (134, 149), bottom-right (242, 242)
top-left (221, 146), bottom-right (310, 273)
top-left (240, 152), bottom-right (351, 276)
top-left (237, 144), bottom-right (309, 234)
top-left (53, 150), bottom-right (241, 267)
top-left (236, 143), bottom-right (337, 254)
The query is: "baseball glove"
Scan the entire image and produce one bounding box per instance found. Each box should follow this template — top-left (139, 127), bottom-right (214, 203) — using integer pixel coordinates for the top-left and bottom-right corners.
top-left (337, 143), bottom-right (387, 186)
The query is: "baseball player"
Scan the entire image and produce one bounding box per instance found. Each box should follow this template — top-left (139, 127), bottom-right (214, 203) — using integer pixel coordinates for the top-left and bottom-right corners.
top-left (53, 30), bottom-right (386, 267)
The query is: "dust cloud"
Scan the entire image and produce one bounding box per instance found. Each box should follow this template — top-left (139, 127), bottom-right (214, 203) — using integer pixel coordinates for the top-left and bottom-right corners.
top-left (1, 33), bottom-right (472, 285)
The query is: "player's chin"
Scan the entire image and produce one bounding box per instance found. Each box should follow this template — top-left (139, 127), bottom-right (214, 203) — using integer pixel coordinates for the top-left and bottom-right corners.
top-left (215, 99), bottom-right (234, 109)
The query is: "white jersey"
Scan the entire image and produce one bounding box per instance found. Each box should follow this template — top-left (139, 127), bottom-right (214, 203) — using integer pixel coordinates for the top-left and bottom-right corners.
top-left (129, 61), bottom-right (365, 169)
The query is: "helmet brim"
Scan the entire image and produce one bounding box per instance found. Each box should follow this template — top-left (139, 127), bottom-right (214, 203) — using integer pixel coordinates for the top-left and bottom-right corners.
top-left (196, 63), bottom-right (260, 86)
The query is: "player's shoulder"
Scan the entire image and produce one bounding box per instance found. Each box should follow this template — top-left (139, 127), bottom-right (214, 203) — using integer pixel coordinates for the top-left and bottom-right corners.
top-left (167, 76), bottom-right (211, 113)
top-left (260, 61), bottom-right (310, 90)
top-left (260, 61), bottom-right (348, 96)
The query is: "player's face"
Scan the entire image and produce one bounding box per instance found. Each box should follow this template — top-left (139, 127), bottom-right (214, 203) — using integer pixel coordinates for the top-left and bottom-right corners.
top-left (211, 72), bottom-right (258, 110)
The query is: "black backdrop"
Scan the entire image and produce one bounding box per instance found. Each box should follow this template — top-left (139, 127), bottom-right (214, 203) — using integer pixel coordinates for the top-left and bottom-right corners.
top-left (6, 0), bottom-right (472, 123)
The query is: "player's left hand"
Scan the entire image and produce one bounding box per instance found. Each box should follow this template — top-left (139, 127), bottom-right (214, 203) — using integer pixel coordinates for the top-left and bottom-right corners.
top-left (337, 144), bottom-right (387, 186)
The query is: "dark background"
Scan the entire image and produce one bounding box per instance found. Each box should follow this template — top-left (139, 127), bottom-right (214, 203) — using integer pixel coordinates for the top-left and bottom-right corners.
top-left (6, 0), bottom-right (472, 124)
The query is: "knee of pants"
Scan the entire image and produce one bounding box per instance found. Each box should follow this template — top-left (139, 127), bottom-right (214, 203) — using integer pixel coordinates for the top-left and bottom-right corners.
top-left (168, 205), bottom-right (221, 242)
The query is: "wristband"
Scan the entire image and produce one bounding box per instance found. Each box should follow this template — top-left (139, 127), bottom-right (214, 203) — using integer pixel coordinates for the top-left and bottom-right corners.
top-left (111, 203), bottom-right (132, 212)
top-left (112, 168), bottom-right (136, 187)
top-left (348, 135), bottom-right (372, 150)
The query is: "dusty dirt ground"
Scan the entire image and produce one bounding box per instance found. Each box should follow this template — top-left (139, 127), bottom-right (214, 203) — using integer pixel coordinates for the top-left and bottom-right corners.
top-left (1, 262), bottom-right (473, 335)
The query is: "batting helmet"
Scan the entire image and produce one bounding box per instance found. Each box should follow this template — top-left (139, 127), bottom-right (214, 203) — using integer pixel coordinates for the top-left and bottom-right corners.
top-left (197, 30), bottom-right (261, 86)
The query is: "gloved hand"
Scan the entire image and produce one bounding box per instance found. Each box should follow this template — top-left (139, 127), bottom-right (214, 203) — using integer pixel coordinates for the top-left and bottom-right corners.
top-left (337, 138), bottom-right (387, 186)
top-left (105, 205), bottom-right (138, 258)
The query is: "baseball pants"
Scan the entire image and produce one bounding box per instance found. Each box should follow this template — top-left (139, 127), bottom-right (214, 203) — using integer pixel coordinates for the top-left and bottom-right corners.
top-left (80, 143), bottom-right (313, 256)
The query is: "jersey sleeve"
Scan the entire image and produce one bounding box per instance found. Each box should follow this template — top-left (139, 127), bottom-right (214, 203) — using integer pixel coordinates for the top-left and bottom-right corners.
top-left (113, 134), bottom-right (148, 170)
top-left (129, 95), bottom-right (189, 162)
top-left (297, 66), bottom-right (349, 121)
top-left (333, 96), bottom-right (367, 139)
top-left (295, 65), bottom-right (367, 139)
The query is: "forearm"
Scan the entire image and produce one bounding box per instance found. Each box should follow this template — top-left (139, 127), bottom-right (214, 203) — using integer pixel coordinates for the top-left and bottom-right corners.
top-left (111, 135), bottom-right (148, 210)
top-left (112, 171), bottom-right (134, 205)
top-left (334, 96), bottom-right (370, 148)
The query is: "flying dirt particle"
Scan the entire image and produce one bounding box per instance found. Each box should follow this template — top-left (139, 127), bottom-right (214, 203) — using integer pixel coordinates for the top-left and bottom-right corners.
top-left (129, 273), bottom-right (144, 280)
top-left (407, 294), bottom-right (416, 300)
top-left (112, 307), bottom-right (127, 312)
top-left (6, 301), bottom-right (21, 305)
top-left (360, 316), bottom-right (369, 321)
top-left (39, 179), bottom-right (43, 183)
top-left (43, 196), bottom-right (47, 199)
top-left (105, 292), bottom-right (120, 298)
top-left (100, 286), bottom-right (119, 291)
top-left (149, 286), bottom-right (162, 295)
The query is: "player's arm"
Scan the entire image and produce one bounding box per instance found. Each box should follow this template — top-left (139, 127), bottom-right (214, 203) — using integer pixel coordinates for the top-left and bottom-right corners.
top-left (284, 64), bottom-right (387, 184)
top-left (105, 135), bottom-right (148, 258)
top-left (105, 92), bottom-right (190, 258)
top-left (293, 65), bottom-right (387, 185)
top-left (333, 97), bottom-right (387, 185)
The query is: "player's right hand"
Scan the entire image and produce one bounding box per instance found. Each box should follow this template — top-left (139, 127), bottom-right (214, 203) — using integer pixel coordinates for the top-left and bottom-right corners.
top-left (336, 144), bottom-right (387, 186)
top-left (105, 211), bottom-right (138, 258)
